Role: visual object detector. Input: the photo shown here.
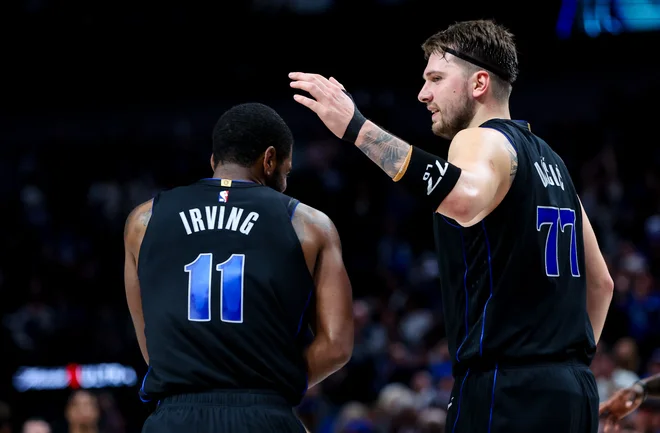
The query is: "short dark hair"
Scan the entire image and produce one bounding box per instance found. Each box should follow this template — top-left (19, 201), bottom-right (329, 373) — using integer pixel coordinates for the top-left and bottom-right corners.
top-left (212, 103), bottom-right (294, 167)
top-left (422, 20), bottom-right (519, 100)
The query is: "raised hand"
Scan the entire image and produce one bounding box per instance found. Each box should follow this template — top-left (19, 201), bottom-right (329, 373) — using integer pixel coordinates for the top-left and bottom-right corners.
top-left (289, 72), bottom-right (356, 139)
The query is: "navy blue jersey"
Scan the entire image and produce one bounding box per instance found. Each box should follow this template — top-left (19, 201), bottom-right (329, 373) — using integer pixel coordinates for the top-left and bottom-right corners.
top-left (433, 119), bottom-right (596, 373)
top-left (138, 179), bottom-right (314, 406)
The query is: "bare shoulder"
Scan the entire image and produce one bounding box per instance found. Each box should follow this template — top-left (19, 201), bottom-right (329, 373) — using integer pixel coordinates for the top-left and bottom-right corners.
top-left (451, 126), bottom-right (511, 151)
top-left (451, 126), bottom-right (517, 179)
top-left (124, 199), bottom-right (154, 248)
top-left (290, 202), bottom-right (340, 246)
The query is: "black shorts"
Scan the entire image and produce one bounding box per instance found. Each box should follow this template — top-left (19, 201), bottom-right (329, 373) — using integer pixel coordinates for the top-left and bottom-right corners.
top-left (141, 390), bottom-right (306, 433)
top-left (446, 361), bottom-right (599, 433)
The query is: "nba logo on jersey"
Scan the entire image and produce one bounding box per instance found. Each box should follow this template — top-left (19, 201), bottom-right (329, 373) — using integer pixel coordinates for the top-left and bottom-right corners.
top-left (218, 191), bottom-right (229, 203)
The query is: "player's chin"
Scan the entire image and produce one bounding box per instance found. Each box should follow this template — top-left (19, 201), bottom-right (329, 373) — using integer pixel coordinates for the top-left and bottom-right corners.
top-left (275, 180), bottom-right (288, 193)
top-left (431, 122), bottom-right (448, 139)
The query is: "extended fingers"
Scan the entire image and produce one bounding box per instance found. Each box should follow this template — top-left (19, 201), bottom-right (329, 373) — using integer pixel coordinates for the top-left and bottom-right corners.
top-left (290, 80), bottom-right (331, 104)
top-left (290, 80), bottom-right (325, 99)
top-left (289, 72), bottom-right (350, 116)
top-left (289, 72), bottom-right (332, 92)
top-left (329, 76), bottom-right (345, 90)
top-left (293, 94), bottom-right (325, 115)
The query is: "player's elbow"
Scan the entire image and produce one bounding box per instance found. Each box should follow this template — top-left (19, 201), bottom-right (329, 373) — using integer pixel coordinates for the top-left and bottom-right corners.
top-left (329, 335), bottom-right (353, 367)
top-left (436, 169), bottom-right (498, 226)
top-left (443, 186), bottom-right (487, 226)
top-left (321, 330), bottom-right (353, 368)
top-left (589, 273), bottom-right (614, 298)
top-left (603, 274), bottom-right (614, 295)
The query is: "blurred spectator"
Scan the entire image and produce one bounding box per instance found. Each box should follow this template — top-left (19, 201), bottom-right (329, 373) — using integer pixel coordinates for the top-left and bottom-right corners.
top-left (62, 391), bottom-right (100, 433)
top-left (416, 408), bottom-right (445, 433)
top-left (1, 41), bottom-right (660, 433)
top-left (21, 419), bottom-right (50, 433)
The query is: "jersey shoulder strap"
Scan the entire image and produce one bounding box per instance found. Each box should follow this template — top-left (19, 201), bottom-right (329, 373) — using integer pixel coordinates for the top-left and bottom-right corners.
top-left (479, 118), bottom-right (532, 152)
top-left (150, 191), bottom-right (162, 209)
top-left (277, 194), bottom-right (300, 220)
top-left (478, 118), bottom-right (535, 201)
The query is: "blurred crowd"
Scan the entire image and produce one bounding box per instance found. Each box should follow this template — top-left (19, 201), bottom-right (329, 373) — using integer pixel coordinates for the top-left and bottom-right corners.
top-left (1, 82), bottom-right (660, 433)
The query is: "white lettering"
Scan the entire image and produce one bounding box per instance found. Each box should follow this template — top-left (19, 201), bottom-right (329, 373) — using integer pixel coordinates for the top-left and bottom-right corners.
top-left (239, 212), bottom-right (259, 235)
top-left (556, 166), bottom-right (564, 190)
top-left (435, 159), bottom-right (448, 176)
top-left (423, 160), bottom-right (449, 195)
top-left (180, 206), bottom-right (259, 235)
top-left (205, 206), bottom-right (217, 230)
top-left (541, 160), bottom-right (555, 186)
top-left (189, 208), bottom-right (204, 232)
top-left (535, 159), bottom-right (566, 191)
top-left (179, 211), bottom-right (192, 235)
top-left (534, 162), bottom-right (549, 187)
top-left (217, 206), bottom-right (226, 229)
top-left (225, 207), bottom-right (244, 231)
top-left (549, 164), bottom-right (565, 190)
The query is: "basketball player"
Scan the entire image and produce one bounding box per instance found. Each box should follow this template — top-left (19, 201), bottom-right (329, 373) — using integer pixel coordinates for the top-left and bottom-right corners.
top-left (599, 372), bottom-right (660, 432)
top-left (290, 19), bottom-right (613, 433)
top-left (124, 103), bottom-right (353, 432)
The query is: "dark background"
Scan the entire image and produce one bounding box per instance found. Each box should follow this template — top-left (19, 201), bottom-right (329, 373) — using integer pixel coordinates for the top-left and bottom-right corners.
top-left (2, 0), bottom-right (660, 432)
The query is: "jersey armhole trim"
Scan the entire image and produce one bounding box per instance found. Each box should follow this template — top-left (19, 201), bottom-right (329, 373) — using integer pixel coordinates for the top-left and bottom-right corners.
top-left (289, 199), bottom-right (300, 220)
top-left (136, 193), bottom-right (161, 279)
top-left (480, 125), bottom-right (518, 152)
top-left (478, 124), bottom-right (526, 209)
top-left (150, 192), bottom-right (161, 217)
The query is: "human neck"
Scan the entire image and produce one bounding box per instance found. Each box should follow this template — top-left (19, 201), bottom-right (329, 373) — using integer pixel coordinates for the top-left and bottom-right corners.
top-left (211, 164), bottom-right (263, 185)
top-left (468, 101), bottom-right (511, 128)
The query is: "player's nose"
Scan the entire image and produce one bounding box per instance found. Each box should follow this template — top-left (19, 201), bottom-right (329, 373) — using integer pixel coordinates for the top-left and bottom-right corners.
top-left (418, 86), bottom-right (432, 103)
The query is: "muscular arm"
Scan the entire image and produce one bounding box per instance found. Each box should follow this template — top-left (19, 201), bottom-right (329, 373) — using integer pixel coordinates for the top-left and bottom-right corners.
top-left (124, 199), bottom-right (153, 365)
top-left (580, 199), bottom-right (614, 344)
top-left (292, 204), bottom-right (354, 388)
top-left (355, 121), bottom-right (516, 226)
top-left (354, 121), bottom-right (412, 178)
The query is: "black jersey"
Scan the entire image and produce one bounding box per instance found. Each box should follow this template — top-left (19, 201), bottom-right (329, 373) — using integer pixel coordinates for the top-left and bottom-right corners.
top-left (433, 119), bottom-right (596, 373)
top-left (137, 179), bottom-right (314, 406)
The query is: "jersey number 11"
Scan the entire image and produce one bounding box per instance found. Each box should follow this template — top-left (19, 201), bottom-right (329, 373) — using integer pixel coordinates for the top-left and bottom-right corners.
top-left (184, 253), bottom-right (245, 323)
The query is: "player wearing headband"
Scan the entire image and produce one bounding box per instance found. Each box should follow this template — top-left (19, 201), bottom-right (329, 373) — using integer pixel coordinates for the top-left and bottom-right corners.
top-left (290, 19), bottom-right (613, 433)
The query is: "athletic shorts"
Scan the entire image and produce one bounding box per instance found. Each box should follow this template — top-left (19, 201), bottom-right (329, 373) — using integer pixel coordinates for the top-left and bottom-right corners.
top-left (141, 390), bottom-right (305, 433)
top-left (446, 361), bottom-right (599, 433)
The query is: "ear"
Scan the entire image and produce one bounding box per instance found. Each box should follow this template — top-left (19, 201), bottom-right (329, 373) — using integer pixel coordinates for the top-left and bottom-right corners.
top-left (210, 154), bottom-right (216, 171)
top-left (263, 146), bottom-right (277, 176)
top-left (471, 70), bottom-right (490, 99)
